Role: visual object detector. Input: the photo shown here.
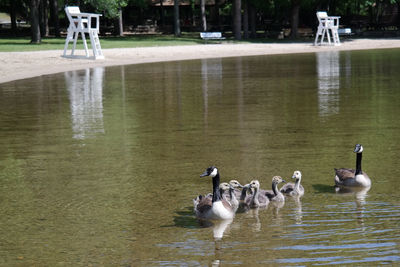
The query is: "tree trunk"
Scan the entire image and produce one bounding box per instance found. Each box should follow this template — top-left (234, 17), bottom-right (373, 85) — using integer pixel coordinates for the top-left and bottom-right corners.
top-left (10, 0), bottom-right (17, 36)
top-left (31, 0), bottom-right (41, 43)
top-left (290, 0), bottom-right (301, 39)
top-left (40, 0), bottom-right (49, 37)
top-left (201, 0), bottom-right (206, 31)
top-left (191, 5), bottom-right (196, 27)
top-left (118, 8), bottom-right (124, 36)
top-left (159, 0), bottom-right (164, 27)
top-left (249, 3), bottom-right (256, 38)
top-left (243, 0), bottom-right (249, 39)
top-left (50, 0), bottom-right (60, 37)
top-left (234, 0), bottom-right (241, 40)
top-left (174, 0), bottom-right (181, 36)
top-left (215, 0), bottom-right (221, 31)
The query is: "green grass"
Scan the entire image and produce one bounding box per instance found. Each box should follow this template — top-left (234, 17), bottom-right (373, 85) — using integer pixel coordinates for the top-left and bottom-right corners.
top-left (0, 33), bottom-right (236, 52)
top-left (0, 32), bottom-right (315, 52)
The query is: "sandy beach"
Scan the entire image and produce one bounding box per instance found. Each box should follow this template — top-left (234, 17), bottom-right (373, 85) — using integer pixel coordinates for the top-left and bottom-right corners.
top-left (1, 38), bottom-right (400, 84)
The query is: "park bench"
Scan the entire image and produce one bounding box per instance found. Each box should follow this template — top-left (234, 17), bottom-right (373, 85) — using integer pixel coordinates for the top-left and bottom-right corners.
top-left (200, 32), bottom-right (225, 43)
top-left (338, 28), bottom-right (352, 35)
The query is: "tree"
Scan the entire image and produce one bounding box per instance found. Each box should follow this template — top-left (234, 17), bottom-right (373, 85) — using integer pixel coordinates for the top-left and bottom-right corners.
top-left (290, 0), bottom-right (301, 39)
top-left (39, 0), bottom-right (49, 37)
top-left (234, 0), bottom-right (242, 39)
top-left (10, 0), bottom-right (17, 35)
top-left (49, 0), bottom-right (60, 37)
top-left (118, 7), bottom-right (123, 36)
top-left (249, 3), bottom-right (256, 38)
top-left (30, 0), bottom-right (41, 43)
top-left (243, 0), bottom-right (249, 39)
top-left (159, 0), bottom-right (165, 27)
top-left (201, 0), bottom-right (206, 31)
top-left (84, 0), bottom-right (128, 36)
top-left (174, 0), bottom-right (181, 36)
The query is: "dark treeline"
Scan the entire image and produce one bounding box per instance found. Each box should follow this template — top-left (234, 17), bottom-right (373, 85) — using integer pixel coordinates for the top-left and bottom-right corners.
top-left (1, 0), bottom-right (400, 43)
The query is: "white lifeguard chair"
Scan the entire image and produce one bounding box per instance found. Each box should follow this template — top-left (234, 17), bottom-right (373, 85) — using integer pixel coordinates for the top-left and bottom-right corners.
top-left (314, 11), bottom-right (341, 46)
top-left (63, 6), bottom-right (104, 59)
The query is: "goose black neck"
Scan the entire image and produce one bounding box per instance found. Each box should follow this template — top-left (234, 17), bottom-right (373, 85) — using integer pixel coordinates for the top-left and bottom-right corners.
top-left (240, 187), bottom-right (247, 201)
top-left (212, 173), bottom-right (222, 202)
top-left (355, 152), bottom-right (362, 175)
top-left (272, 182), bottom-right (278, 196)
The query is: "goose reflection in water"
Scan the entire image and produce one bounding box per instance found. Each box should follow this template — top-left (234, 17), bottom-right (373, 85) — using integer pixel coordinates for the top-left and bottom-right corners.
top-left (293, 196), bottom-right (303, 225)
top-left (210, 219), bottom-right (233, 267)
top-left (65, 67), bottom-right (105, 140)
top-left (198, 218), bottom-right (233, 240)
top-left (335, 185), bottom-right (370, 231)
top-left (244, 207), bottom-right (262, 232)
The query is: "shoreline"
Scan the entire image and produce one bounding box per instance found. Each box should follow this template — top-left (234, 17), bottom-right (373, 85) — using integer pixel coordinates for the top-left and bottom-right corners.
top-left (1, 38), bottom-right (400, 84)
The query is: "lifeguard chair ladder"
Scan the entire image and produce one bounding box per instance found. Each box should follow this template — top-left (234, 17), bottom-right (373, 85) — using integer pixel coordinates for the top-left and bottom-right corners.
top-left (63, 6), bottom-right (104, 59)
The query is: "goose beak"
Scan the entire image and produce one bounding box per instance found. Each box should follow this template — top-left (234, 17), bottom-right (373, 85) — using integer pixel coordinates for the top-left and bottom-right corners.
top-left (200, 171), bottom-right (209, 177)
top-left (292, 175), bottom-right (296, 179)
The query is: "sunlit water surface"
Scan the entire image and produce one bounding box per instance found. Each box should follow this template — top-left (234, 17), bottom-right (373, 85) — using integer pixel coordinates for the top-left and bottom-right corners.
top-left (1, 48), bottom-right (400, 266)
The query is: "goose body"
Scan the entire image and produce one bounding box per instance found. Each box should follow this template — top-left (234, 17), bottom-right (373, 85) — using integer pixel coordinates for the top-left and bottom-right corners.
top-left (281, 170), bottom-right (305, 197)
top-left (245, 180), bottom-right (269, 208)
top-left (335, 144), bottom-right (371, 187)
top-left (194, 166), bottom-right (235, 220)
top-left (267, 176), bottom-right (286, 202)
top-left (237, 183), bottom-right (251, 211)
top-left (194, 181), bottom-right (241, 210)
top-left (194, 182), bottom-right (235, 204)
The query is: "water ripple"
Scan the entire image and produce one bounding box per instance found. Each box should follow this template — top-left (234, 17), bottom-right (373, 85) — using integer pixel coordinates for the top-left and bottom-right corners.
top-left (275, 242), bottom-right (397, 251)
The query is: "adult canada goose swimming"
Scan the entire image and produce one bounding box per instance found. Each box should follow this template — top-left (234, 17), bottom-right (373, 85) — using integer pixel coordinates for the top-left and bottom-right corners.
top-left (280, 170), bottom-right (305, 196)
top-left (193, 166), bottom-right (235, 220)
top-left (266, 176), bottom-right (286, 202)
top-left (334, 144), bottom-right (371, 187)
top-left (245, 180), bottom-right (269, 208)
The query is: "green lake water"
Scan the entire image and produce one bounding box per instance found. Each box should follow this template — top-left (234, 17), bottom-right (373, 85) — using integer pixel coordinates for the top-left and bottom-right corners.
top-left (1, 48), bottom-right (400, 266)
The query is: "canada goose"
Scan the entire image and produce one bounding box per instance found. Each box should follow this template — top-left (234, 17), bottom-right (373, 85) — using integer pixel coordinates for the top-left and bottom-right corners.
top-left (245, 180), bottom-right (269, 208)
top-left (334, 144), bottom-right (371, 187)
top-left (193, 166), bottom-right (235, 220)
top-left (236, 183), bottom-right (251, 211)
top-left (266, 176), bottom-right (286, 202)
top-left (228, 180), bottom-right (244, 199)
top-left (239, 183), bottom-right (250, 202)
top-left (280, 170), bottom-right (305, 196)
